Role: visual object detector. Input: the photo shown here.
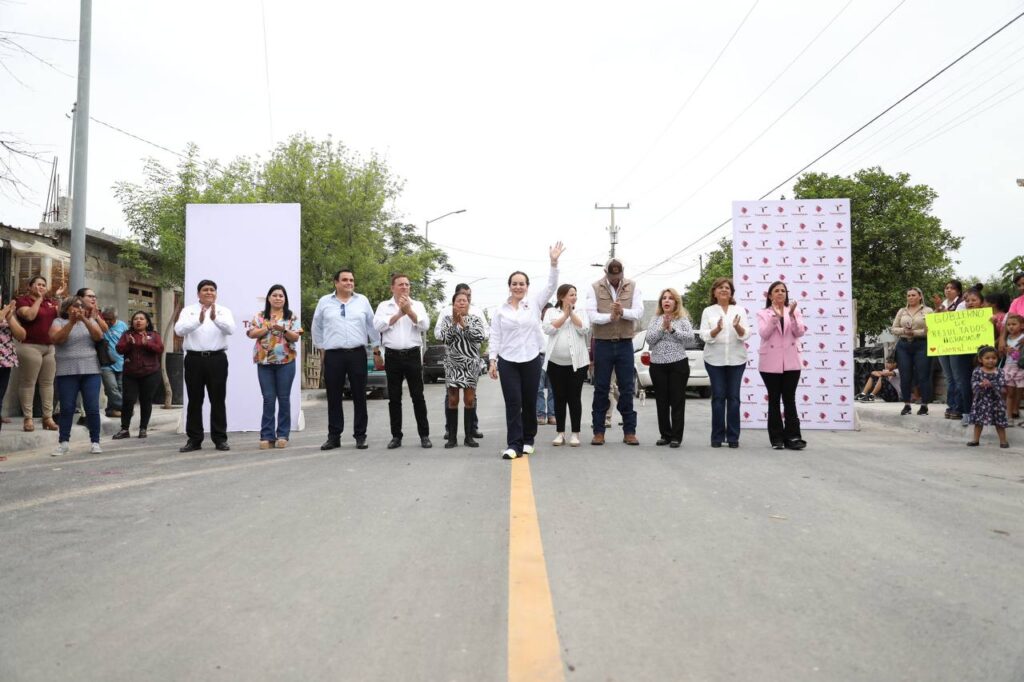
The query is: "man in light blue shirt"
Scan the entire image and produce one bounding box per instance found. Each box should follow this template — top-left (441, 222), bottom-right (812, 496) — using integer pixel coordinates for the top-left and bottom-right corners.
top-left (100, 307), bottom-right (129, 417)
top-left (312, 268), bottom-right (380, 450)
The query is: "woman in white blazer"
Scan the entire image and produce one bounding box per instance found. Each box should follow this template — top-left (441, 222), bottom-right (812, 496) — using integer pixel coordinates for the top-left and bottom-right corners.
top-left (542, 284), bottom-right (590, 447)
top-left (698, 277), bottom-right (751, 448)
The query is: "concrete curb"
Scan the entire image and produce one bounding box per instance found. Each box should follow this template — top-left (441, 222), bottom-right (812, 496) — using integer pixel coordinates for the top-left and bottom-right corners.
top-left (855, 400), bottom-right (1021, 448)
top-left (1, 407), bottom-right (183, 454)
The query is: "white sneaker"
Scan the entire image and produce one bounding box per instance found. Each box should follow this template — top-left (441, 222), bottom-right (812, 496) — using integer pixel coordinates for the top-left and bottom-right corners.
top-left (552, 433), bottom-right (565, 446)
top-left (501, 448), bottom-right (519, 460)
top-left (90, 442), bottom-right (103, 454)
top-left (569, 433), bottom-right (581, 447)
top-left (522, 443), bottom-right (535, 455)
top-left (52, 441), bottom-right (69, 457)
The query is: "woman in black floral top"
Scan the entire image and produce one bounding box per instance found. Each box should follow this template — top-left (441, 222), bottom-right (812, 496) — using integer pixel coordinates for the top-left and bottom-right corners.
top-left (645, 288), bottom-right (695, 449)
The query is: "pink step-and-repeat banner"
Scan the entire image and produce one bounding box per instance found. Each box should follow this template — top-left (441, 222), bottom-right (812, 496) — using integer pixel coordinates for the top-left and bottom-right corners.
top-left (732, 199), bottom-right (855, 430)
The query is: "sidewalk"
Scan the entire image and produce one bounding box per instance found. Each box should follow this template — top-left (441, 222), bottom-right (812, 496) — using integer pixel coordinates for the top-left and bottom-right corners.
top-left (1, 390), bottom-right (329, 457)
top-left (0, 406), bottom-right (184, 456)
top-left (855, 399), bottom-right (1021, 448)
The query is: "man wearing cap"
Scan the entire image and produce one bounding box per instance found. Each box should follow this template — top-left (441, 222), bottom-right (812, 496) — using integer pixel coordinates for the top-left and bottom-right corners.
top-left (586, 259), bottom-right (643, 445)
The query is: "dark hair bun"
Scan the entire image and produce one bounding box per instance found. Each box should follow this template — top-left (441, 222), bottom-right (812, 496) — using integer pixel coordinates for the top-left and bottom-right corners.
top-left (973, 283), bottom-right (983, 292)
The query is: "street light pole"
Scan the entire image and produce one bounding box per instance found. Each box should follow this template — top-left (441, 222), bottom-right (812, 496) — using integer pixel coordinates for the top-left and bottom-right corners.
top-left (69, 0), bottom-right (92, 292)
top-left (424, 209), bottom-right (466, 245)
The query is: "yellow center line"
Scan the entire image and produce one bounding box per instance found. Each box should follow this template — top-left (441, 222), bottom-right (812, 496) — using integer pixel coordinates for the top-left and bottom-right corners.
top-left (508, 457), bottom-right (565, 682)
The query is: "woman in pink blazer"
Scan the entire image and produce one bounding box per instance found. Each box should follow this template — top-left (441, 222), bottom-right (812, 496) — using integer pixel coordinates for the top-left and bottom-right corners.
top-left (757, 281), bottom-right (807, 450)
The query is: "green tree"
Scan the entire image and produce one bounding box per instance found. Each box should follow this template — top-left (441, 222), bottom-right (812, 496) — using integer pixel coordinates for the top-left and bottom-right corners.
top-left (114, 134), bottom-right (453, 327)
top-left (681, 237), bottom-right (733, 324)
top-left (793, 167), bottom-right (962, 338)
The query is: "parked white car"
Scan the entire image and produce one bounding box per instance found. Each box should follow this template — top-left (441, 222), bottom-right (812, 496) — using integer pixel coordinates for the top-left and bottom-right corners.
top-left (632, 330), bottom-right (711, 398)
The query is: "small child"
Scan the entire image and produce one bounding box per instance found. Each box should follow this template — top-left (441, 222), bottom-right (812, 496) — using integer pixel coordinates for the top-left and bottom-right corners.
top-left (967, 345), bottom-right (1009, 448)
top-left (1003, 313), bottom-right (1024, 425)
top-left (856, 361), bottom-right (899, 402)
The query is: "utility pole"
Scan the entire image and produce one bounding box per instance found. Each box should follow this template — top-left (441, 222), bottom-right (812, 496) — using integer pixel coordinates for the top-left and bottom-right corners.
top-left (69, 0), bottom-right (92, 292)
top-left (594, 203), bottom-right (629, 259)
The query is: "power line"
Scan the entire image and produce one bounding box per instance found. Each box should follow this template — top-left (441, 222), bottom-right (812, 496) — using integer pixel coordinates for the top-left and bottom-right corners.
top-left (604, 0), bottom-right (760, 196)
top-left (632, 0), bottom-right (855, 204)
top-left (260, 0), bottom-right (275, 146)
top-left (90, 117), bottom-right (189, 159)
top-left (633, 7), bottom-right (1024, 279)
top-left (649, 0), bottom-right (907, 231)
top-left (0, 30), bottom-right (76, 42)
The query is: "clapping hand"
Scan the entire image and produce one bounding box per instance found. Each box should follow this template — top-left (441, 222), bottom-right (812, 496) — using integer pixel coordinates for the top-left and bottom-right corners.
top-left (715, 316), bottom-right (725, 333)
top-left (55, 282), bottom-right (67, 299)
top-left (610, 302), bottom-right (623, 320)
top-left (733, 314), bottom-right (743, 329)
top-left (209, 304), bottom-right (217, 321)
top-left (788, 301), bottom-right (798, 317)
top-left (981, 378), bottom-right (992, 390)
top-left (662, 315), bottom-right (672, 331)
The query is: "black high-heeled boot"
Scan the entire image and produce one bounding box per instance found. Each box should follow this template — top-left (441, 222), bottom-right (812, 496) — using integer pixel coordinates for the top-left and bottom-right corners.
top-left (444, 408), bottom-right (459, 448)
top-left (464, 407), bottom-right (479, 448)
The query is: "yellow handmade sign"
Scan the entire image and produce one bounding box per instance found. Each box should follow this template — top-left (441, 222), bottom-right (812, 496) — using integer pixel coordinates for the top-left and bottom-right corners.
top-left (925, 307), bottom-right (995, 356)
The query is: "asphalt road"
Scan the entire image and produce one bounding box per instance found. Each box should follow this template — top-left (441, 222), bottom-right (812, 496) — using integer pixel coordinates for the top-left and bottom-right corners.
top-left (1, 383), bottom-right (1023, 681)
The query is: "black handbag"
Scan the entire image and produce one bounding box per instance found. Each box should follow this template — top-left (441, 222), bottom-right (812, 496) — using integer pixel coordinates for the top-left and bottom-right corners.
top-left (96, 340), bottom-right (115, 367)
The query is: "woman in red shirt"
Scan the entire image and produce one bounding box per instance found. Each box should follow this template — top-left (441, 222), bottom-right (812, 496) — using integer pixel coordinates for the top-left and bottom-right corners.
top-left (112, 311), bottom-right (164, 440)
top-left (15, 276), bottom-right (63, 432)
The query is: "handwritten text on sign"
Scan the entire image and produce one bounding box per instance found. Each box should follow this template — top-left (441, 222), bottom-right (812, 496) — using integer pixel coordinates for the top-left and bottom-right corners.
top-left (926, 307), bottom-right (995, 356)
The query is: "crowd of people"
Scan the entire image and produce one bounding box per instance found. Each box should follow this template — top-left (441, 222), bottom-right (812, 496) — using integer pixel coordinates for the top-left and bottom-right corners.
top-left (874, 275), bottom-right (1024, 449)
top-left (2, 265), bottom-right (1021, 458)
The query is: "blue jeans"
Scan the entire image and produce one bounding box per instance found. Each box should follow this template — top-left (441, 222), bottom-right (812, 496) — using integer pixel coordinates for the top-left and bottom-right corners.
top-left (536, 359), bottom-right (555, 417)
top-left (257, 362), bottom-right (296, 441)
top-left (894, 338), bottom-right (932, 405)
top-left (57, 373), bottom-right (101, 443)
top-left (950, 353), bottom-right (975, 417)
top-left (100, 367), bottom-right (123, 411)
top-left (705, 363), bottom-right (745, 445)
top-left (591, 339), bottom-right (637, 435)
top-left (937, 354), bottom-right (960, 413)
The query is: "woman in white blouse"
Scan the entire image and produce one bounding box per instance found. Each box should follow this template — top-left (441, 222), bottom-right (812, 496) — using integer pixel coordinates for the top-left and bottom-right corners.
top-left (698, 277), bottom-right (751, 448)
top-left (489, 242), bottom-right (565, 460)
top-left (541, 283), bottom-right (590, 447)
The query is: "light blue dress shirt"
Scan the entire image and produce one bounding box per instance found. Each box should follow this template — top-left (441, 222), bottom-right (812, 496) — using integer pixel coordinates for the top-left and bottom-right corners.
top-left (312, 292), bottom-right (380, 349)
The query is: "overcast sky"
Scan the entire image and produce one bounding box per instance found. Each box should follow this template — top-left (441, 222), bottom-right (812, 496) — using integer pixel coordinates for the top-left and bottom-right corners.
top-left (4, 0), bottom-right (1024, 309)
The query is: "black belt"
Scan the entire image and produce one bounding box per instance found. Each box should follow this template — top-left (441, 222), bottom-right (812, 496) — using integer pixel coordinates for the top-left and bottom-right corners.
top-left (188, 350), bottom-right (226, 357)
top-left (385, 347), bottom-right (420, 355)
top-left (596, 338), bottom-right (631, 343)
top-left (326, 346), bottom-right (366, 352)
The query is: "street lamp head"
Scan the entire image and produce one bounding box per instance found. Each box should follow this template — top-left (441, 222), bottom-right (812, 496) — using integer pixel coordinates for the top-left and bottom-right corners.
top-left (1017, 178), bottom-right (1024, 187)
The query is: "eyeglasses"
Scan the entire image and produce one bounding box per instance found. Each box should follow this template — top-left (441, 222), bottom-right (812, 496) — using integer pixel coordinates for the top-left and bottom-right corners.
top-left (339, 303), bottom-right (346, 318)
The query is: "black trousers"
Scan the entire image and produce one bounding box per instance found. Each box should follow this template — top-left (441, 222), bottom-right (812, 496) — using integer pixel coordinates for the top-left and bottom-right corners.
top-left (121, 371), bottom-right (162, 431)
top-left (649, 359), bottom-right (690, 442)
top-left (184, 351), bottom-right (228, 445)
top-left (497, 355), bottom-right (543, 452)
top-left (546, 361), bottom-right (587, 432)
top-left (385, 348), bottom-right (429, 438)
top-left (760, 370), bottom-right (801, 444)
top-left (324, 347), bottom-right (368, 440)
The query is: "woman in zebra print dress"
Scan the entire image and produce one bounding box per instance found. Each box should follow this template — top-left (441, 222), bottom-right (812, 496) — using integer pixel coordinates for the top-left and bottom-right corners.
top-left (439, 290), bottom-right (486, 448)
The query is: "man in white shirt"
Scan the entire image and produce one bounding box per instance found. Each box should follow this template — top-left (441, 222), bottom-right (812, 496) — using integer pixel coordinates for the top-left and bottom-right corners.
top-left (434, 282), bottom-right (488, 440)
top-left (174, 279), bottom-right (236, 452)
top-left (586, 259), bottom-right (644, 446)
top-left (373, 273), bottom-right (431, 449)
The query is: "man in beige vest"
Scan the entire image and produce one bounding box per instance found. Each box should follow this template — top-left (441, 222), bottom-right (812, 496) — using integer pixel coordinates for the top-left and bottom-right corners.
top-left (586, 258), bottom-right (644, 445)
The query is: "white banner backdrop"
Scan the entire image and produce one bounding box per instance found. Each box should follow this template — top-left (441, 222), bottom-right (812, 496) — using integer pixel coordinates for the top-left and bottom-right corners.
top-left (732, 199), bottom-right (855, 430)
top-left (182, 204), bottom-right (303, 434)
